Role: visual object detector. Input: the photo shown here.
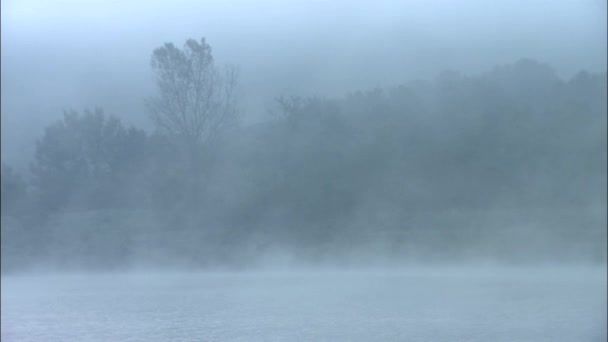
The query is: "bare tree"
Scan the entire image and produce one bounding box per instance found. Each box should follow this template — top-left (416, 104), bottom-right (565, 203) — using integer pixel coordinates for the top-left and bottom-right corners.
top-left (147, 38), bottom-right (238, 146)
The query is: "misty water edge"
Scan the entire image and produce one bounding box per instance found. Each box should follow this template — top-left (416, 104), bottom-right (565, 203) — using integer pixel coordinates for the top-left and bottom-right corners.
top-left (2, 1), bottom-right (606, 341)
top-left (2, 267), bottom-right (606, 341)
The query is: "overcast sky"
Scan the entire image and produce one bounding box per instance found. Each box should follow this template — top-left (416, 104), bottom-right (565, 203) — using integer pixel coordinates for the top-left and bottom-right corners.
top-left (1, 0), bottom-right (606, 169)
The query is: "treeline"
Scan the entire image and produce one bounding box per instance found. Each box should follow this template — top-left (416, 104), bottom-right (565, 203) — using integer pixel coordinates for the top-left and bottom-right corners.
top-left (1, 42), bottom-right (606, 270)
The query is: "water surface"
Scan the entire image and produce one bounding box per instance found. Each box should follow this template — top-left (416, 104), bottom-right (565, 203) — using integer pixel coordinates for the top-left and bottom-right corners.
top-left (2, 267), bottom-right (606, 341)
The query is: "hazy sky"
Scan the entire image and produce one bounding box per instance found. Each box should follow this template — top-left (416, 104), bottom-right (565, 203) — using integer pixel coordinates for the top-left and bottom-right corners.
top-left (1, 0), bottom-right (606, 169)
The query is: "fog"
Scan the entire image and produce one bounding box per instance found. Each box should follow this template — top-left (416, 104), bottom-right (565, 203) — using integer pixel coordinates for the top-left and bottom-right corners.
top-left (1, 0), bottom-right (607, 340)
top-left (2, 0), bottom-right (606, 168)
top-left (3, 267), bottom-right (606, 341)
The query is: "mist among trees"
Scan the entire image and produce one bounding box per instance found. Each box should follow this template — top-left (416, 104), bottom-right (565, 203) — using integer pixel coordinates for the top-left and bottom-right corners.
top-left (1, 38), bottom-right (606, 272)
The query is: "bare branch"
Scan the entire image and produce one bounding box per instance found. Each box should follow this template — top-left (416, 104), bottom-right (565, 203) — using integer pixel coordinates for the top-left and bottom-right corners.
top-left (147, 37), bottom-right (237, 147)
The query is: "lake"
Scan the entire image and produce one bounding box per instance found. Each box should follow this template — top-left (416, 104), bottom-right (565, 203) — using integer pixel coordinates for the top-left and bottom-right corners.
top-left (2, 267), bottom-right (606, 341)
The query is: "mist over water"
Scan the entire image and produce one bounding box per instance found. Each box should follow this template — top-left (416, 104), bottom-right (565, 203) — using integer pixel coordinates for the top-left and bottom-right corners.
top-left (2, 0), bottom-right (607, 341)
top-left (2, 267), bottom-right (607, 341)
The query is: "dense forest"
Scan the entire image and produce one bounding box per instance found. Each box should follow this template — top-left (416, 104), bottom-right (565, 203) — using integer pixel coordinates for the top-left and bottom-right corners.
top-left (2, 39), bottom-right (606, 271)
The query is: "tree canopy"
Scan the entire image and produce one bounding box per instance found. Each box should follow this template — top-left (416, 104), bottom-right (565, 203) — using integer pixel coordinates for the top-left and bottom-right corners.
top-left (147, 38), bottom-right (238, 146)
